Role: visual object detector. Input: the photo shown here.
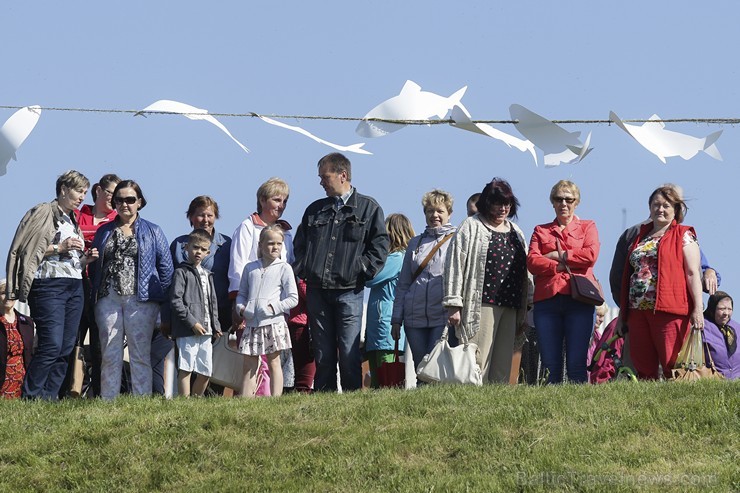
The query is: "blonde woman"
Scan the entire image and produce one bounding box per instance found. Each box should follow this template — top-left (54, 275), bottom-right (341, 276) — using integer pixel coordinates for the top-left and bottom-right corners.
top-left (365, 213), bottom-right (415, 388)
top-left (391, 190), bottom-right (456, 382)
top-left (527, 180), bottom-right (600, 384)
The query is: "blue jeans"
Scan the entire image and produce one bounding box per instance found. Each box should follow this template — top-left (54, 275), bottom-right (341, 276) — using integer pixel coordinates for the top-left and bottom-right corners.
top-left (306, 287), bottom-right (363, 392)
top-left (533, 294), bottom-right (594, 384)
top-left (405, 325), bottom-right (446, 376)
top-left (25, 277), bottom-right (84, 399)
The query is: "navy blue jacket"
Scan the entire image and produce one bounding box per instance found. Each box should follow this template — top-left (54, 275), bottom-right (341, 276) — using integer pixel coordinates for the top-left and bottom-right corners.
top-left (90, 216), bottom-right (174, 303)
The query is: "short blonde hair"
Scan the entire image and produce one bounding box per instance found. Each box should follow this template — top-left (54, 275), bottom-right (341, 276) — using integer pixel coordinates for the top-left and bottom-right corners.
top-left (56, 170), bottom-right (90, 196)
top-left (421, 189), bottom-right (453, 215)
top-left (256, 178), bottom-right (290, 213)
top-left (549, 180), bottom-right (580, 205)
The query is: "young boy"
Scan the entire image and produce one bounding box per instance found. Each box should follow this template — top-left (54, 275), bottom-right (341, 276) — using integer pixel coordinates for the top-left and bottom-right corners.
top-left (169, 229), bottom-right (222, 396)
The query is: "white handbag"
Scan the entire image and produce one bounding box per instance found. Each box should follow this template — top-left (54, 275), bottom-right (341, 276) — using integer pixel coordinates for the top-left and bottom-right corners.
top-left (416, 326), bottom-right (483, 386)
top-left (209, 333), bottom-right (244, 390)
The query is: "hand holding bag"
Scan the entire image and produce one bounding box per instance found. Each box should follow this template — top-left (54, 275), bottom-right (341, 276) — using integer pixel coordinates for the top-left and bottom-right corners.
top-left (416, 326), bottom-right (483, 386)
top-left (376, 339), bottom-right (406, 388)
top-left (671, 327), bottom-right (724, 381)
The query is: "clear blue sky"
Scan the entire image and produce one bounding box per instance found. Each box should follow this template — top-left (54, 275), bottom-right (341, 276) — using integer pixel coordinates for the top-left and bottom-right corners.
top-left (2, 2), bottom-right (738, 302)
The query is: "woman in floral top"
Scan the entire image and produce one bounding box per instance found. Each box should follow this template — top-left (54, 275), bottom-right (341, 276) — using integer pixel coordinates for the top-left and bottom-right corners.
top-left (615, 185), bottom-right (703, 380)
top-left (444, 179), bottom-right (531, 384)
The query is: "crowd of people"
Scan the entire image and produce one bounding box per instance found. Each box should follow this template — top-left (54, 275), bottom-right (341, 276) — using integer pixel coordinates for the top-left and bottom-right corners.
top-left (2, 153), bottom-right (737, 400)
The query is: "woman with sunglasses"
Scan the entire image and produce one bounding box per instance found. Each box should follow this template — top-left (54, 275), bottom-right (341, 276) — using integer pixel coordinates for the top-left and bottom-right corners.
top-left (90, 180), bottom-right (173, 399)
top-left (527, 180), bottom-right (600, 384)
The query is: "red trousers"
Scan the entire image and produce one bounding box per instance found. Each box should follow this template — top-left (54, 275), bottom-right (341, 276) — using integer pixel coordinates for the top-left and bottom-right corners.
top-left (288, 323), bottom-right (316, 392)
top-left (627, 309), bottom-right (690, 380)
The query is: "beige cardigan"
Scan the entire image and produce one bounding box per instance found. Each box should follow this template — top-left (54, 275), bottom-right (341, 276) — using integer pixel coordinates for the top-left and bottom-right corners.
top-left (443, 215), bottom-right (532, 341)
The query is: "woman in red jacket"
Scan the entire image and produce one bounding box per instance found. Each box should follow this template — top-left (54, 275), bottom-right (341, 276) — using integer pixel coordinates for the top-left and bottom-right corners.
top-left (615, 185), bottom-right (703, 380)
top-left (527, 180), bottom-right (600, 384)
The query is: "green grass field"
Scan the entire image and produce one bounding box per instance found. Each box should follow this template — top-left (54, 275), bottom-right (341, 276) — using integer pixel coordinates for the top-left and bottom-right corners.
top-left (0, 381), bottom-right (737, 492)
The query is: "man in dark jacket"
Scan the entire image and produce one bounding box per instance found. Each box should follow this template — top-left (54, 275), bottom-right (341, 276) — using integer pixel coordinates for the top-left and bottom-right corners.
top-left (293, 153), bottom-right (388, 392)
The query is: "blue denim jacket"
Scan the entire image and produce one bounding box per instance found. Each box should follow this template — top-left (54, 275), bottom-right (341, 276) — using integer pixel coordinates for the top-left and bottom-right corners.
top-left (90, 216), bottom-right (174, 303)
top-left (293, 189), bottom-right (388, 290)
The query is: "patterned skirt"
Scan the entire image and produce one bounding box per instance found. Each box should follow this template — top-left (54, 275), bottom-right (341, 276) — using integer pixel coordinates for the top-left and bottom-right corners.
top-left (1, 324), bottom-right (25, 399)
top-left (238, 320), bottom-right (292, 356)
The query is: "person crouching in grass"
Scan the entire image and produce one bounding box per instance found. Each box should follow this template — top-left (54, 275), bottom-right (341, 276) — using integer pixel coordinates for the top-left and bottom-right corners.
top-left (169, 229), bottom-right (222, 396)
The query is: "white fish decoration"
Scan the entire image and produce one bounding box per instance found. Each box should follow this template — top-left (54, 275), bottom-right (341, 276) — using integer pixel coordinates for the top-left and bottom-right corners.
top-left (609, 111), bottom-right (722, 164)
top-left (510, 104), bottom-right (592, 167)
top-left (449, 104), bottom-right (537, 165)
top-left (356, 80), bottom-right (466, 137)
top-left (0, 105), bottom-right (42, 176)
top-left (137, 100), bottom-right (249, 154)
top-left (255, 114), bottom-right (371, 155)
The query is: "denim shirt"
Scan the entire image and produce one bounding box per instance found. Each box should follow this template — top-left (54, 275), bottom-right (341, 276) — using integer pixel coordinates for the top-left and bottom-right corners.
top-left (293, 189), bottom-right (388, 290)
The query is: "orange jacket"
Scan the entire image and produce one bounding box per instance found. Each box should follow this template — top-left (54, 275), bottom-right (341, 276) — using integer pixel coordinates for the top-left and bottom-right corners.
top-left (527, 217), bottom-right (600, 303)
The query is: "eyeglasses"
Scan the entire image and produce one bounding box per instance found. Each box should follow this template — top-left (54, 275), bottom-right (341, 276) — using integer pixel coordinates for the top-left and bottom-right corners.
top-left (103, 188), bottom-right (116, 196)
top-left (553, 197), bottom-right (576, 204)
top-left (491, 203), bottom-right (511, 209)
top-left (114, 196), bottom-right (138, 205)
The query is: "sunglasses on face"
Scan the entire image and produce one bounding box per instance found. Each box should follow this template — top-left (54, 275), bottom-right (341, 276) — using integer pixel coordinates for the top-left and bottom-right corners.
top-left (114, 196), bottom-right (138, 205)
top-left (553, 197), bottom-right (576, 204)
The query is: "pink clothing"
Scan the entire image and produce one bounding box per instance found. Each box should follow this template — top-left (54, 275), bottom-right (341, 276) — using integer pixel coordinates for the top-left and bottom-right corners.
top-left (587, 318), bottom-right (625, 384)
top-left (527, 217), bottom-right (600, 303)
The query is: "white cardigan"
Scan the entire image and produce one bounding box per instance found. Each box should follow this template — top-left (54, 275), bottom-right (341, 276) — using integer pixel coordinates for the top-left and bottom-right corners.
top-left (236, 258), bottom-right (298, 327)
top-left (443, 215), bottom-right (532, 341)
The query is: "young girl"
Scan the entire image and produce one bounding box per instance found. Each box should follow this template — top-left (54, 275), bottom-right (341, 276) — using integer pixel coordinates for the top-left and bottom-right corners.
top-left (364, 214), bottom-right (415, 388)
top-left (235, 225), bottom-right (298, 397)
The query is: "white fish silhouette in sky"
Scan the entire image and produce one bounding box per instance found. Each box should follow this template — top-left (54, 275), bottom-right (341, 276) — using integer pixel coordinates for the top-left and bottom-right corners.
top-left (137, 100), bottom-right (250, 154)
top-left (356, 80), bottom-right (467, 137)
top-left (0, 105), bottom-right (42, 176)
top-left (609, 111), bottom-right (722, 164)
top-left (510, 104), bottom-right (592, 167)
top-left (255, 114), bottom-right (371, 155)
top-left (449, 104), bottom-right (537, 165)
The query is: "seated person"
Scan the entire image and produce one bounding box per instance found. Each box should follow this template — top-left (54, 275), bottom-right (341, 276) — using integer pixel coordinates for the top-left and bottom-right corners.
top-left (702, 291), bottom-right (739, 380)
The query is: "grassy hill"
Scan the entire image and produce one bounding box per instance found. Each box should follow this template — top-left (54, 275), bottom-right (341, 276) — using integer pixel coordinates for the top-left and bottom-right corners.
top-left (0, 381), bottom-right (737, 492)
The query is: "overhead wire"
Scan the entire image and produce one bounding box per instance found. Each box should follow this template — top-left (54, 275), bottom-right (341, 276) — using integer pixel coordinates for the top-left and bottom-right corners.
top-left (1, 105), bottom-right (739, 126)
